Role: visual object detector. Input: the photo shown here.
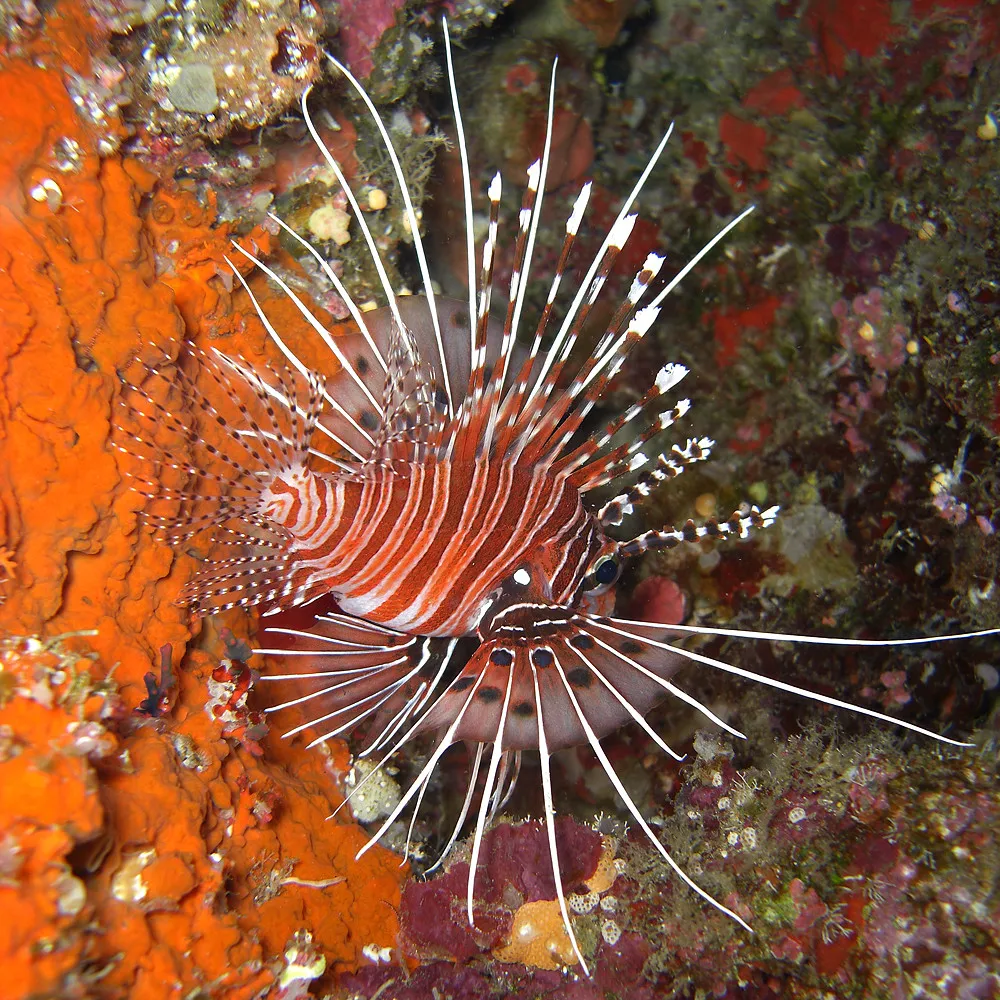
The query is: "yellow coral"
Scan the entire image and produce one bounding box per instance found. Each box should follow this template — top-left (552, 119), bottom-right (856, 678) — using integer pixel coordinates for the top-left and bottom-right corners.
top-left (587, 835), bottom-right (619, 894)
top-left (493, 834), bottom-right (621, 970)
top-left (493, 899), bottom-right (578, 970)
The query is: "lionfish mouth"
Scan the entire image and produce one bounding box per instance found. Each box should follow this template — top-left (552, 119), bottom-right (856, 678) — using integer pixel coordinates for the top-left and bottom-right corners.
top-left (118, 17), bottom-right (1000, 977)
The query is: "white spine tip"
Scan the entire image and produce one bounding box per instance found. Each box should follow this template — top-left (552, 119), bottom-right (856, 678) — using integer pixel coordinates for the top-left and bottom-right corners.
top-left (655, 363), bottom-right (688, 393)
top-left (643, 252), bottom-right (665, 275)
top-left (631, 304), bottom-right (661, 336)
top-left (608, 212), bottom-right (638, 249)
top-left (566, 182), bottom-right (592, 235)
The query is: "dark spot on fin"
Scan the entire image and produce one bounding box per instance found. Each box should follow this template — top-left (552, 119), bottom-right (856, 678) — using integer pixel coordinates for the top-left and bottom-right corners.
top-left (531, 648), bottom-right (553, 667)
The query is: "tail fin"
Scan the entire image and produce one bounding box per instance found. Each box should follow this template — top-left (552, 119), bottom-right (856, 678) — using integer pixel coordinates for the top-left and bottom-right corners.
top-left (116, 344), bottom-right (326, 613)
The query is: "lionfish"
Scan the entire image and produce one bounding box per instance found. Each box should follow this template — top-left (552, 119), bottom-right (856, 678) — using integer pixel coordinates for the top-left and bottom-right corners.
top-left (122, 21), bottom-right (997, 974)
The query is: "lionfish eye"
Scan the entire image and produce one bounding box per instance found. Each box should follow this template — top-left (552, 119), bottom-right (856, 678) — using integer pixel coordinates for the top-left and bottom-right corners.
top-left (583, 555), bottom-right (620, 592)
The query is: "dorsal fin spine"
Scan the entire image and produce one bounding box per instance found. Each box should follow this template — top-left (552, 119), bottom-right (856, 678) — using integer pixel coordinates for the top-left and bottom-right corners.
top-left (520, 124), bottom-right (675, 419)
top-left (265, 210), bottom-right (387, 375)
top-left (442, 18), bottom-right (479, 375)
top-left (300, 86), bottom-right (412, 369)
top-left (324, 51), bottom-right (455, 417)
top-left (478, 60), bottom-right (558, 458)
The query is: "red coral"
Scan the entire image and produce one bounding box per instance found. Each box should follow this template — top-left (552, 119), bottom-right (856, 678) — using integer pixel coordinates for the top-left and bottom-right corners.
top-left (804, 0), bottom-right (899, 76)
top-left (719, 113), bottom-right (770, 172)
top-left (709, 294), bottom-right (780, 369)
top-left (565, 0), bottom-right (639, 48)
top-left (743, 69), bottom-right (806, 117)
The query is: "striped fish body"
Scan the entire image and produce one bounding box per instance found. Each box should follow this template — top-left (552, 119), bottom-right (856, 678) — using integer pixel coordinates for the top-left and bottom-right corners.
top-left (306, 459), bottom-right (602, 636)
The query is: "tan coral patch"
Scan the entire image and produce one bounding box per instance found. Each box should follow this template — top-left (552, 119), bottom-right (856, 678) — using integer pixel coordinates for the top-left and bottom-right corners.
top-left (493, 898), bottom-right (578, 970)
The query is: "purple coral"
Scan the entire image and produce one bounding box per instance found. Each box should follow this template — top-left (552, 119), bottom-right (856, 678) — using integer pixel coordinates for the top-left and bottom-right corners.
top-left (825, 223), bottom-right (909, 288)
top-left (399, 818), bottom-right (604, 961)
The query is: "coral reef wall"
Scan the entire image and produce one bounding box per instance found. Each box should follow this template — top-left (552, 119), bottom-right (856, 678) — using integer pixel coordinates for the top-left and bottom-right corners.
top-left (1, 0), bottom-right (999, 998)
top-left (0, 0), bottom-right (460, 994)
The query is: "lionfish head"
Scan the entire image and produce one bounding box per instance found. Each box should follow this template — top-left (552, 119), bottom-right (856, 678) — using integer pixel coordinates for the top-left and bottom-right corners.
top-left (118, 16), bottom-right (999, 978)
top-left (482, 527), bottom-right (619, 619)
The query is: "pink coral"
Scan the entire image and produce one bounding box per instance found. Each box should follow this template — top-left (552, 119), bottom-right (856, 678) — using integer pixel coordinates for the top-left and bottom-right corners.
top-left (829, 286), bottom-right (909, 452)
top-left (337, 0), bottom-right (406, 79)
top-left (628, 575), bottom-right (686, 624)
top-left (831, 287), bottom-right (907, 376)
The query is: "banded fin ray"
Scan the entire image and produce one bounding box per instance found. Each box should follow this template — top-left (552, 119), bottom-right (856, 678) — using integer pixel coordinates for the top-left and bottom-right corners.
top-left (414, 622), bottom-right (692, 751)
top-left (257, 612), bottom-right (471, 753)
top-left (117, 344), bottom-right (331, 612)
